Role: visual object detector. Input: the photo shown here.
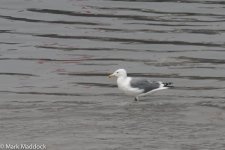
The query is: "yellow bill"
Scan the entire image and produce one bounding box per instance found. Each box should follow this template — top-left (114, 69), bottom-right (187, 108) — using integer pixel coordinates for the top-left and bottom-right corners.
top-left (108, 73), bottom-right (114, 78)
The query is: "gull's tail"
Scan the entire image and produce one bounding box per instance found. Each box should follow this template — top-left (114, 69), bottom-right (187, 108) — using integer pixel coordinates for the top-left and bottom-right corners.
top-left (162, 82), bottom-right (173, 88)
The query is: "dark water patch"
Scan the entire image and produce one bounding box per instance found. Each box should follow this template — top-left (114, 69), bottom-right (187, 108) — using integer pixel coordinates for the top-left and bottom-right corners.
top-left (0, 42), bottom-right (20, 45)
top-left (179, 29), bottom-right (225, 35)
top-left (181, 76), bottom-right (225, 81)
top-left (196, 101), bottom-right (225, 110)
top-left (88, 5), bottom-right (143, 11)
top-left (197, 1), bottom-right (225, 4)
top-left (0, 57), bottom-right (153, 63)
top-left (0, 30), bottom-right (12, 33)
top-left (0, 103), bottom-right (42, 110)
top-left (0, 58), bottom-right (46, 61)
top-left (171, 66), bottom-right (217, 69)
top-left (27, 8), bottom-right (224, 23)
top-left (11, 100), bottom-right (46, 103)
top-left (91, 6), bottom-right (225, 17)
top-left (76, 82), bottom-right (116, 88)
top-left (0, 15), bottom-right (104, 25)
top-left (36, 46), bottom-right (141, 52)
top-left (0, 91), bottom-right (122, 97)
top-left (110, 0), bottom-right (225, 5)
top-left (176, 56), bottom-right (225, 64)
top-left (79, 63), bottom-right (117, 66)
top-left (62, 72), bottom-right (225, 81)
top-left (0, 116), bottom-right (36, 121)
top-left (127, 22), bottom-right (207, 27)
top-left (0, 91), bottom-right (88, 96)
top-left (80, 27), bottom-right (168, 33)
top-left (173, 95), bottom-right (225, 100)
top-left (36, 45), bottom-right (182, 53)
top-left (7, 49), bottom-right (17, 51)
top-left (0, 57), bottom-right (93, 63)
top-left (145, 58), bottom-right (225, 67)
top-left (59, 72), bottom-right (108, 77)
top-left (77, 83), bottom-right (224, 90)
top-left (144, 61), bottom-right (188, 67)
top-left (53, 101), bottom-right (97, 105)
top-left (142, 10), bottom-right (224, 17)
top-left (130, 73), bottom-right (225, 81)
top-left (32, 34), bottom-right (225, 47)
top-left (42, 58), bottom-right (152, 63)
top-left (174, 86), bottom-right (224, 91)
top-left (0, 72), bottom-right (38, 77)
top-left (27, 8), bottom-right (160, 21)
top-left (84, 27), bottom-right (224, 35)
top-left (169, 18), bottom-right (225, 23)
top-left (89, 58), bottom-right (153, 63)
top-left (15, 86), bottom-right (35, 88)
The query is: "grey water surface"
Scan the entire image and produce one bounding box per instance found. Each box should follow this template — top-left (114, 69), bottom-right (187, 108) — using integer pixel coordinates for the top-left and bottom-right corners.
top-left (0, 0), bottom-right (225, 149)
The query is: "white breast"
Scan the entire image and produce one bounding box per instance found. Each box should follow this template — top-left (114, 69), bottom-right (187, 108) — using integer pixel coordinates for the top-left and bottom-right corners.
top-left (117, 77), bottom-right (143, 96)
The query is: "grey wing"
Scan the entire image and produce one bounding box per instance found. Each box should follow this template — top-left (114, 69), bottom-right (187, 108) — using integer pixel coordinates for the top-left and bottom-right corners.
top-left (130, 78), bottom-right (160, 93)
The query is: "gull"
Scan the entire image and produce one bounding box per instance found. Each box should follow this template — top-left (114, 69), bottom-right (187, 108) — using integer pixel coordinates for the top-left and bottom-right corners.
top-left (108, 69), bottom-right (172, 101)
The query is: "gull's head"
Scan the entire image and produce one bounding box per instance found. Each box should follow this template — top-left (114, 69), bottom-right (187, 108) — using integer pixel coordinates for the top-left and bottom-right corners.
top-left (108, 69), bottom-right (127, 78)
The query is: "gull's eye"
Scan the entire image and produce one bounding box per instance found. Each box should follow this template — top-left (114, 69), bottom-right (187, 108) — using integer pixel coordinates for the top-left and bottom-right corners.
top-left (116, 72), bottom-right (119, 74)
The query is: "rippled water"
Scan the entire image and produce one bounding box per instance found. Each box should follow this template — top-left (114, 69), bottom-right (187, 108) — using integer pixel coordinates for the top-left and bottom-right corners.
top-left (0, 0), bottom-right (225, 149)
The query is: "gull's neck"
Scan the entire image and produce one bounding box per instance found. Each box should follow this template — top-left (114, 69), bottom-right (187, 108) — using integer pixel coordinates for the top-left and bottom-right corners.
top-left (117, 75), bottom-right (128, 83)
top-left (118, 74), bottom-right (127, 79)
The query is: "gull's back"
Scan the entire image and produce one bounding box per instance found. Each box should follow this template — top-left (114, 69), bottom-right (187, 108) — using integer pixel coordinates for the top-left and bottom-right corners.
top-left (130, 78), bottom-right (160, 93)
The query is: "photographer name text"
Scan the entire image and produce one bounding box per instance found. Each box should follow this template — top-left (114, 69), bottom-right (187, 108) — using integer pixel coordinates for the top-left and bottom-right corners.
top-left (0, 144), bottom-right (46, 150)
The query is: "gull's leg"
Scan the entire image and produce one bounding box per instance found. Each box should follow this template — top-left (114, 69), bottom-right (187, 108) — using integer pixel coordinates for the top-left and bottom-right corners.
top-left (134, 96), bottom-right (139, 101)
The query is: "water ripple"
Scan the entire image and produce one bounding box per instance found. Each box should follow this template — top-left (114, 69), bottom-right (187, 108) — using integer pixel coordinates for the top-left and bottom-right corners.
top-left (176, 56), bottom-right (225, 64)
top-left (0, 72), bottom-right (38, 77)
top-left (32, 34), bottom-right (224, 47)
top-left (110, 0), bottom-right (225, 5)
top-left (60, 72), bottom-right (225, 81)
top-left (0, 91), bottom-right (121, 97)
top-left (27, 8), bottom-right (225, 23)
top-left (0, 15), bottom-right (105, 25)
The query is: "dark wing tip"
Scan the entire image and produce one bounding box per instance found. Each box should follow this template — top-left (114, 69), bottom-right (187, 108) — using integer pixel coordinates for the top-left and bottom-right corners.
top-left (163, 82), bottom-right (173, 87)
